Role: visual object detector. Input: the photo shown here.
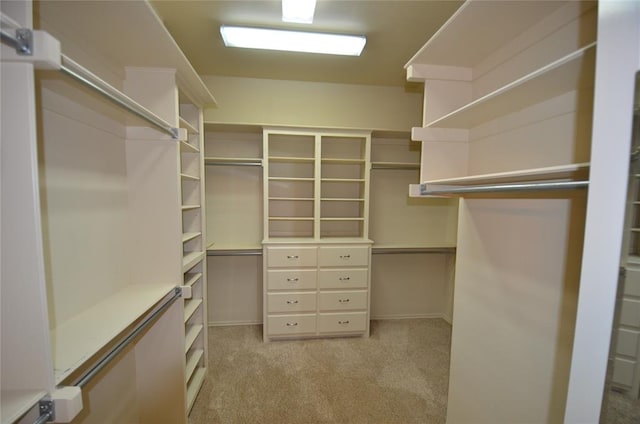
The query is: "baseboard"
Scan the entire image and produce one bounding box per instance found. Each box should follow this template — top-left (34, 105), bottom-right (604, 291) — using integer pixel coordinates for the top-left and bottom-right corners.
top-left (370, 313), bottom-right (445, 321)
top-left (208, 320), bottom-right (262, 327)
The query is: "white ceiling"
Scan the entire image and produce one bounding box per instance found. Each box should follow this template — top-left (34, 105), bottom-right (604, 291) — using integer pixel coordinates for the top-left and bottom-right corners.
top-left (150, 0), bottom-right (463, 87)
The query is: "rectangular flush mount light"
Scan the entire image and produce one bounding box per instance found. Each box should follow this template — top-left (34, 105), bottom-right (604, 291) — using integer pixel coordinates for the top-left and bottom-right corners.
top-left (220, 26), bottom-right (366, 56)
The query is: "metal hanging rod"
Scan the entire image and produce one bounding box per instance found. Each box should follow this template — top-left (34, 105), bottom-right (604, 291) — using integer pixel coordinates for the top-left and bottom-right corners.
top-left (60, 55), bottom-right (179, 139)
top-left (420, 180), bottom-right (589, 195)
top-left (73, 288), bottom-right (181, 388)
top-left (205, 161), bottom-right (262, 167)
top-left (207, 249), bottom-right (263, 256)
top-left (371, 163), bottom-right (420, 170)
top-left (372, 247), bottom-right (456, 254)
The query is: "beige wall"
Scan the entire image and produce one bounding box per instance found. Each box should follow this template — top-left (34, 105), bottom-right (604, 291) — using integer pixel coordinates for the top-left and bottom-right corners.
top-left (202, 75), bottom-right (422, 132)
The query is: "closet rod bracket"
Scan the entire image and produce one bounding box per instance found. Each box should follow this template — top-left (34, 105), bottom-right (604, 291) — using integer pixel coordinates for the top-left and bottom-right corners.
top-left (37, 400), bottom-right (54, 423)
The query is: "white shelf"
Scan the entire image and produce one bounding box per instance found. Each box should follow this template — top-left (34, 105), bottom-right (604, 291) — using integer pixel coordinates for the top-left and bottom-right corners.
top-left (269, 177), bottom-right (315, 182)
top-left (180, 141), bottom-right (200, 153)
top-left (321, 178), bottom-right (366, 183)
top-left (204, 157), bottom-right (262, 166)
top-left (179, 117), bottom-right (199, 135)
top-left (427, 44), bottom-right (596, 129)
top-left (182, 232), bottom-right (201, 243)
top-left (184, 299), bottom-right (203, 323)
top-left (321, 198), bottom-right (365, 202)
top-left (182, 251), bottom-right (205, 272)
top-left (184, 324), bottom-right (203, 353)
top-left (421, 163), bottom-right (590, 186)
top-left (268, 156), bottom-right (314, 163)
top-left (269, 217), bottom-right (314, 221)
top-left (181, 173), bottom-right (200, 181)
top-left (321, 158), bottom-right (366, 164)
top-left (405, 1), bottom-right (566, 69)
top-left (371, 161), bottom-right (420, 169)
top-left (269, 197), bottom-right (314, 201)
top-left (51, 284), bottom-right (176, 384)
top-left (320, 217), bottom-right (365, 221)
top-left (185, 349), bottom-right (204, 383)
top-left (1, 389), bottom-right (48, 424)
top-left (184, 272), bottom-right (203, 287)
top-left (186, 366), bottom-right (206, 412)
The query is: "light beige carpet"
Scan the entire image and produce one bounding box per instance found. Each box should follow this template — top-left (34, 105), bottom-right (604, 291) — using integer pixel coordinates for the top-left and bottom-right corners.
top-left (188, 319), bottom-right (451, 424)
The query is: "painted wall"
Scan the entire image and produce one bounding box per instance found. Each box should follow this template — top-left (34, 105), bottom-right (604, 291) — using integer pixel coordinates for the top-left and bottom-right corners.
top-left (202, 75), bottom-right (423, 132)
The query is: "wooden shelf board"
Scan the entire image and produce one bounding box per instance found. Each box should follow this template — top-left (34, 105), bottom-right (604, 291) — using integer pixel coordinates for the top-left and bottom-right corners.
top-left (263, 237), bottom-right (373, 245)
top-left (179, 116), bottom-right (199, 135)
top-left (321, 178), bottom-right (366, 183)
top-left (321, 198), bottom-right (365, 202)
top-left (180, 141), bottom-right (200, 153)
top-left (1, 389), bottom-right (48, 424)
top-left (185, 349), bottom-right (204, 383)
top-left (180, 173), bottom-right (200, 181)
top-left (184, 299), bottom-right (203, 323)
top-left (405, 1), bottom-right (566, 69)
top-left (204, 157), bottom-right (262, 165)
top-left (269, 197), bottom-right (314, 201)
top-left (182, 232), bottom-right (201, 243)
top-left (422, 163), bottom-right (590, 186)
top-left (183, 272), bottom-right (203, 288)
top-left (268, 156), bottom-right (314, 163)
top-left (51, 284), bottom-right (176, 384)
top-left (427, 44), bottom-right (596, 129)
top-left (182, 251), bottom-right (205, 272)
top-left (320, 217), bottom-right (365, 221)
top-left (186, 366), bottom-right (206, 412)
top-left (269, 177), bottom-right (315, 182)
top-left (184, 324), bottom-right (204, 353)
top-left (321, 158), bottom-right (366, 164)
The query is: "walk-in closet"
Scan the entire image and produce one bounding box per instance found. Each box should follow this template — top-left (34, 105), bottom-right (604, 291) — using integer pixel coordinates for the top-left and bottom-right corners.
top-left (2, 1), bottom-right (639, 423)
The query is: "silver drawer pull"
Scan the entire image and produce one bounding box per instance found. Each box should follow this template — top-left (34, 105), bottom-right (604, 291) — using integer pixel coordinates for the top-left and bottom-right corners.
top-left (339, 254), bottom-right (351, 259)
top-left (286, 277), bottom-right (299, 282)
top-left (339, 277), bottom-right (350, 281)
top-left (287, 255), bottom-right (299, 259)
top-left (338, 320), bottom-right (350, 324)
top-left (286, 322), bottom-right (298, 327)
top-left (286, 300), bottom-right (299, 304)
top-left (339, 298), bottom-right (350, 303)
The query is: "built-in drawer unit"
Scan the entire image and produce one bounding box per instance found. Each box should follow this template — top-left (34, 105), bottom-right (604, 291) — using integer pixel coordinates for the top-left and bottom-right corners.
top-left (267, 246), bottom-right (317, 268)
top-left (267, 292), bottom-right (317, 313)
top-left (318, 246), bottom-right (369, 267)
top-left (318, 268), bottom-right (368, 289)
top-left (318, 312), bottom-right (368, 333)
top-left (263, 242), bottom-right (371, 341)
top-left (267, 269), bottom-right (317, 291)
top-left (318, 291), bottom-right (368, 311)
top-left (267, 314), bottom-right (317, 336)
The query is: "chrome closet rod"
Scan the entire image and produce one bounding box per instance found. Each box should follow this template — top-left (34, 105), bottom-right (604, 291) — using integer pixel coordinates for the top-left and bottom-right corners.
top-left (73, 288), bottom-right (181, 389)
top-left (32, 410), bottom-right (51, 424)
top-left (59, 55), bottom-right (179, 139)
top-left (205, 162), bottom-right (262, 167)
top-left (207, 249), bottom-right (263, 256)
top-left (372, 247), bottom-right (455, 254)
top-left (420, 180), bottom-right (589, 195)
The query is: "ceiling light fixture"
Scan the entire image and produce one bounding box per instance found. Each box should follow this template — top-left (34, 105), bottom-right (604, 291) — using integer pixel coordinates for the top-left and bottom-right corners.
top-left (220, 26), bottom-right (366, 56)
top-left (282, 0), bottom-right (316, 24)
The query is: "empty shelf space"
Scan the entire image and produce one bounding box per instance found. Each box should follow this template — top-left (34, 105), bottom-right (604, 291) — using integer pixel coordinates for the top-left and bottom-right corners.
top-left (321, 158), bottom-right (366, 164)
top-left (371, 161), bottom-right (420, 169)
top-left (182, 232), bottom-right (202, 243)
top-left (427, 44), bottom-right (597, 129)
top-left (180, 141), bottom-right (200, 153)
top-left (183, 272), bottom-right (203, 288)
top-left (180, 173), bottom-right (200, 181)
top-left (51, 284), bottom-right (176, 384)
top-left (268, 156), bottom-right (314, 163)
top-left (421, 163), bottom-right (590, 186)
top-left (1, 389), bottom-right (48, 424)
top-left (181, 204), bottom-right (201, 211)
top-left (185, 348), bottom-right (204, 383)
top-left (186, 366), bottom-right (206, 412)
top-left (185, 324), bottom-right (204, 353)
top-left (184, 299), bottom-right (203, 323)
top-left (179, 117), bottom-right (199, 134)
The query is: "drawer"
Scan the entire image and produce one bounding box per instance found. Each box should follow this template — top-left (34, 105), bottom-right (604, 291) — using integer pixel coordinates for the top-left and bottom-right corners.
top-left (319, 269), bottom-right (367, 289)
top-left (267, 292), bottom-right (317, 313)
top-left (267, 246), bottom-right (317, 268)
top-left (267, 314), bottom-right (316, 336)
top-left (318, 312), bottom-right (367, 334)
top-left (319, 290), bottom-right (368, 311)
top-left (267, 269), bottom-right (317, 291)
top-left (318, 246), bottom-right (369, 267)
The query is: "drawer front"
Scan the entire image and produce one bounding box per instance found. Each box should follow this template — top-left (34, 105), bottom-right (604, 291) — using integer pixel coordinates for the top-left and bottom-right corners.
top-left (267, 314), bottom-right (316, 336)
top-left (267, 269), bottom-right (317, 291)
top-left (319, 291), bottom-right (368, 311)
top-left (318, 312), bottom-right (367, 334)
top-left (318, 246), bottom-right (369, 267)
top-left (318, 269), bottom-right (368, 289)
top-left (267, 246), bottom-right (317, 268)
top-left (267, 293), bottom-right (317, 313)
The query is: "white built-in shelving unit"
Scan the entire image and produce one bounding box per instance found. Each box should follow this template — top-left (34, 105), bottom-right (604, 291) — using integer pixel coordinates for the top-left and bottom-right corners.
top-left (1, 1), bottom-right (214, 423)
top-left (405, 1), bottom-right (597, 422)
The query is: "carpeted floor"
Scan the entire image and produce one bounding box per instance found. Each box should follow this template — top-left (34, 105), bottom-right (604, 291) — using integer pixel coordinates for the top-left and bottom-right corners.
top-left (188, 319), bottom-right (452, 424)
